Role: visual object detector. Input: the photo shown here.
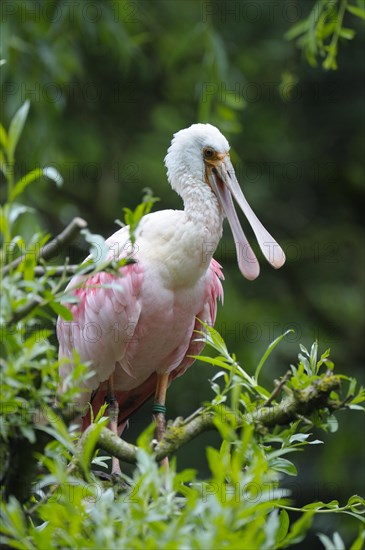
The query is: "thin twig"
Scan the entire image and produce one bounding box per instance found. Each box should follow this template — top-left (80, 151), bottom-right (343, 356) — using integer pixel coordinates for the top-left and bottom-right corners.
top-left (8, 296), bottom-right (43, 324)
top-left (2, 217), bottom-right (87, 276)
top-left (33, 265), bottom-right (80, 277)
top-left (264, 370), bottom-right (292, 407)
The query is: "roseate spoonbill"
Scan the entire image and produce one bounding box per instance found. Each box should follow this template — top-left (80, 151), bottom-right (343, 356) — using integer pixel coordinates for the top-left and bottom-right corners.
top-left (57, 123), bottom-right (285, 472)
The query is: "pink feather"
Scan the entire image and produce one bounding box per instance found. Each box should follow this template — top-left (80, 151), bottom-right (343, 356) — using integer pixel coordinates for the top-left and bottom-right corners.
top-left (57, 233), bottom-right (224, 427)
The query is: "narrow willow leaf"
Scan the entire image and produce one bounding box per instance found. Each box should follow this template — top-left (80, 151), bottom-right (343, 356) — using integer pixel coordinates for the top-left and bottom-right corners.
top-left (264, 509), bottom-right (279, 548)
top-left (191, 355), bottom-right (230, 369)
top-left (303, 499), bottom-right (339, 510)
top-left (49, 301), bottom-right (74, 321)
top-left (276, 509), bottom-right (290, 543)
top-left (339, 28), bottom-right (355, 40)
top-left (283, 511), bottom-right (314, 545)
top-left (36, 407), bottom-right (75, 453)
top-left (349, 527), bottom-right (365, 550)
top-left (284, 19), bottom-right (309, 40)
top-left (8, 202), bottom-right (35, 224)
top-left (8, 100), bottom-right (30, 158)
top-left (327, 414), bottom-right (339, 433)
top-left (94, 403), bottom-right (108, 423)
top-left (255, 330), bottom-right (293, 382)
top-left (270, 457), bottom-right (298, 476)
top-left (346, 4), bottom-right (365, 20)
top-left (81, 228), bottom-right (108, 265)
top-left (10, 168), bottom-right (43, 201)
top-left (79, 419), bottom-right (109, 478)
top-left (0, 122), bottom-right (8, 149)
top-left (289, 433), bottom-right (310, 443)
top-left (43, 166), bottom-right (63, 186)
top-left (299, 343), bottom-right (309, 355)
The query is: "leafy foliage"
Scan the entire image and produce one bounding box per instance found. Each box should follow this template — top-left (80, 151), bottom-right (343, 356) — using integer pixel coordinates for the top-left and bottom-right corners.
top-left (1, 105), bottom-right (364, 549)
top-left (285, 0), bottom-right (365, 69)
top-left (122, 187), bottom-right (160, 244)
top-left (1, 6), bottom-right (365, 546)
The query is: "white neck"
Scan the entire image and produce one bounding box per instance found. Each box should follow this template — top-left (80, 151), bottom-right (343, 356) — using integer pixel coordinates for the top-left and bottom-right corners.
top-left (138, 176), bottom-right (224, 289)
top-left (171, 176), bottom-right (224, 287)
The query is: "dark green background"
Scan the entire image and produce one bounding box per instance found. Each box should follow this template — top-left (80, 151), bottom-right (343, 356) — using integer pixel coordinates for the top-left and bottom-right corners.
top-left (1, 1), bottom-right (364, 545)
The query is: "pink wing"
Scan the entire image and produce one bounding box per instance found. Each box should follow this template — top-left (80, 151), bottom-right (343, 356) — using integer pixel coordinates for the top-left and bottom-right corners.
top-left (57, 240), bottom-right (224, 427)
top-left (57, 226), bottom-right (143, 407)
top-left (81, 258), bottom-right (224, 428)
top-left (171, 258), bottom-right (224, 380)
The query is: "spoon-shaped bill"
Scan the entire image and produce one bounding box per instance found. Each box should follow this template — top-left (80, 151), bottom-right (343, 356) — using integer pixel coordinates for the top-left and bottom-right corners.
top-left (207, 156), bottom-right (286, 280)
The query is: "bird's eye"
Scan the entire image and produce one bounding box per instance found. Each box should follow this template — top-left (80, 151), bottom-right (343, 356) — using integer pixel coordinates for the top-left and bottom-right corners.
top-left (203, 147), bottom-right (215, 159)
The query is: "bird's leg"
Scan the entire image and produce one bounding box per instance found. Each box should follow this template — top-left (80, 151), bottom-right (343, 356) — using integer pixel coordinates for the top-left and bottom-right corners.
top-left (152, 372), bottom-right (169, 469)
top-left (106, 374), bottom-right (122, 477)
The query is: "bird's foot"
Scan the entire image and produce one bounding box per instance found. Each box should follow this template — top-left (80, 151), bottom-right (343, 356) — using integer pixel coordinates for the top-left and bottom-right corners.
top-left (93, 469), bottom-right (130, 489)
top-left (111, 456), bottom-right (123, 478)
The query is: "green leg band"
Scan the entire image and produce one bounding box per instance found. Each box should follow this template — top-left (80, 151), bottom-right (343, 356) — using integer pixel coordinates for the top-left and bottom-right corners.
top-left (152, 403), bottom-right (167, 414)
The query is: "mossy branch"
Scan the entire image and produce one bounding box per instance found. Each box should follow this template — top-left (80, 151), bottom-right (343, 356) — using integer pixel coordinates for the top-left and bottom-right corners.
top-left (72, 374), bottom-right (342, 473)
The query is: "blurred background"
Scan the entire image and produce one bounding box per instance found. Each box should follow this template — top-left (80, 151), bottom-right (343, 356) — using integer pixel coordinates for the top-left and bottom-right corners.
top-left (1, 0), bottom-right (364, 545)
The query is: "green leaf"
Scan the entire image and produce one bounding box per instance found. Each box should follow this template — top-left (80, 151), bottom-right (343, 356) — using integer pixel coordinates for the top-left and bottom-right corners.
top-left (36, 406), bottom-right (75, 453)
top-left (282, 511), bottom-right (314, 545)
top-left (299, 343), bottom-right (309, 355)
top-left (10, 166), bottom-right (63, 201)
top-left (213, 410), bottom-right (238, 439)
top-left (309, 341), bottom-right (318, 372)
top-left (255, 330), bottom-right (293, 382)
top-left (123, 188), bottom-right (159, 244)
top-left (276, 509), bottom-right (290, 543)
top-left (8, 100), bottom-right (30, 159)
top-left (8, 202), bottom-right (35, 224)
top-left (339, 28), bottom-right (356, 40)
top-left (79, 419), bottom-right (109, 478)
top-left (9, 168), bottom-right (43, 202)
top-left (327, 414), bottom-right (339, 433)
top-left (206, 446), bottom-right (224, 482)
top-left (347, 4), bottom-right (365, 20)
top-left (0, 122), bottom-right (8, 150)
top-left (323, 51), bottom-right (338, 71)
top-left (195, 320), bottom-right (230, 358)
top-left (284, 19), bottom-right (309, 40)
top-left (270, 457), bottom-right (298, 476)
top-left (350, 527), bottom-right (365, 550)
top-left (81, 228), bottom-right (109, 265)
top-left (20, 425), bottom-right (36, 443)
top-left (264, 509), bottom-right (280, 548)
top-left (0, 151), bottom-right (6, 177)
top-left (49, 301), bottom-right (73, 321)
top-left (136, 421), bottom-right (155, 451)
top-left (42, 166), bottom-right (64, 187)
top-left (94, 402), bottom-right (109, 423)
top-left (192, 355), bottom-right (230, 369)
top-left (347, 494), bottom-right (365, 511)
top-left (318, 532), bottom-right (345, 550)
top-left (303, 499), bottom-right (339, 511)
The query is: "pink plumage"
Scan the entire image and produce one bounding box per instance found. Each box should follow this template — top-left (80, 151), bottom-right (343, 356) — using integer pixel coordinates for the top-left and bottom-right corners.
top-left (57, 242), bottom-right (223, 427)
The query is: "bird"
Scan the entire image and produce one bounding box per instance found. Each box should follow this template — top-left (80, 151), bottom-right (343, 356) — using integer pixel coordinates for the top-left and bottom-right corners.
top-left (57, 123), bottom-right (285, 473)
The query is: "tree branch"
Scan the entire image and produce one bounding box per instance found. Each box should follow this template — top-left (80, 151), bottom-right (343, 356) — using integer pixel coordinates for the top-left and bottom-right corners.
top-left (8, 296), bottom-right (43, 324)
top-left (2, 217), bottom-right (87, 276)
top-left (33, 265), bottom-right (81, 277)
top-left (5, 218), bottom-right (88, 324)
top-left (72, 374), bottom-right (342, 472)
